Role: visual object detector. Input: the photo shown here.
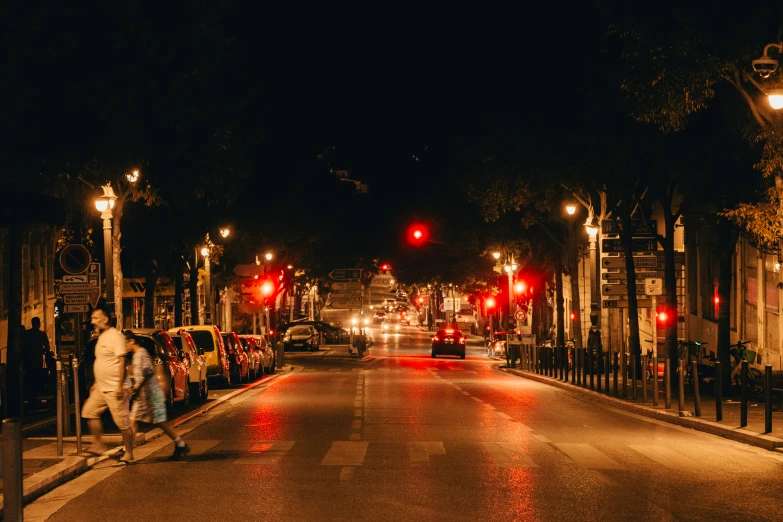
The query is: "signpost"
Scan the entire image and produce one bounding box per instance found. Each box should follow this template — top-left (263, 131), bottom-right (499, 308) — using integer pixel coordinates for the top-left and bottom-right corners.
top-left (603, 299), bottom-right (653, 309)
top-left (329, 269), bottom-right (361, 281)
top-left (601, 256), bottom-right (658, 269)
top-left (601, 220), bottom-right (657, 236)
top-left (332, 281), bottom-right (362, 292)
top-left (601, 239), bottom-right (657, 253)
top-left (514, 308), bottom-right (527, 322)
top-left (329, 296), bottom-right (362, 309)
top-left (645, 278), bottom-right (663, 357)
top-left (602, 284), bottom-right (646, 296)
top-left (59, 244), bottom-right (92, 275)
top-left (57, 260), bottom-right (101, 314)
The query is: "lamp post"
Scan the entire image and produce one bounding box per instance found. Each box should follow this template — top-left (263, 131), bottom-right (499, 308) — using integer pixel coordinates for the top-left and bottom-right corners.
top-left (200, 245), bottom-right (212, 324)
top-left (95, 184), bottom-right (118, 319)
top-left (585, 215), bottom-right (602, 377)
top-left (500, 254), bottom-right (518, 331)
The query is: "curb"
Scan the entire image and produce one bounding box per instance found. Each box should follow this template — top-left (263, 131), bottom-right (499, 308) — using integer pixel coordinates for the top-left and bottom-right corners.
top-left (501, 367), bottom-right (783, 452)
top-left (0, 366), bottom-right (293, 515)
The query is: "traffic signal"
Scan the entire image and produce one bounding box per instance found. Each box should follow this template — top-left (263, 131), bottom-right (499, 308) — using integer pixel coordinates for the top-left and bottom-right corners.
top-left (486, 297), bottom-right (496, 309)
top-left (570, 311), bottom-right (577, 321)
top-left (418, 296), bottom-right (424, 305)
top-left (407, 223), bottom-right (429, 246)
top-left (380, 263), bottom-right (391, 273)
top-left (514, 281), bottom-right (527, 294)
top-left (656, 306), bottom-right (674, 327)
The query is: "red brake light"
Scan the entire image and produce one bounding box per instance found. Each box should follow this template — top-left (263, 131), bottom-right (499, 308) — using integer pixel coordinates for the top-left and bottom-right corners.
top-left (458, 337), bottom-right (466, 344)
top-left (433, 336), bottom-right (439, 342)
top-left (445, 329), bottom-right (454, 334)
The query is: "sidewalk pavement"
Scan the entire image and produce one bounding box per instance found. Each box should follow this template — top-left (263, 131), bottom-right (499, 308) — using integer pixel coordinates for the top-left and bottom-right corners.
top-left (500, 363), bottom-right (783, 453)
top-left (0, 366), bottom-right (294, 514)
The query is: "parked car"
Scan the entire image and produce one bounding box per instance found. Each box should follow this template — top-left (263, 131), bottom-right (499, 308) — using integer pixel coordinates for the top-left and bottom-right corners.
top-left (237, 335), bottom-right (264, 380)
top-left (278, 321), bottom-right (348, 345)
top-left (283, 325), bottom-right (320, 351)
top-left (176, 325), bottom-right (231, 388)
top-left (128, 329), bottom-right (191, 408)
top-left (431, 326), bottom-right (467, 359)
top-left (247, 334), bottom-right (276, 374)
top-left (168, 328), bottom-right (209, 403)
top-left (221, 332), bottom-right (250, 383)
top-left (382, 299), bottom-right (397, 312)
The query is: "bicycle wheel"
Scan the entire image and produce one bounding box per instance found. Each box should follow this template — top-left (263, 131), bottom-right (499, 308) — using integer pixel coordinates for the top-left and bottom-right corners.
top-left (749, 368), bottom-right (765, 394)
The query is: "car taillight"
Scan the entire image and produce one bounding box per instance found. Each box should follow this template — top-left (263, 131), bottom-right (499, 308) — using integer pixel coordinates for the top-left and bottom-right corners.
top-left (445, 329), bottom-right (454, 334)
top-left (458, 337), bottom-right (466, 344)
top-left (433, 336), bottom-right (439, 342)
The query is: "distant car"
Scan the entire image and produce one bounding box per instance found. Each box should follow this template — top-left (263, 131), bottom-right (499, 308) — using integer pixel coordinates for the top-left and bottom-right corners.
top-left (432, 326), bottom-right (466, 359)
top-left (373, 310), bottom-right (386, 323)
top-left (278, 321), bottom-right (348, 344)
top-left (237, 335), bottom-right (264, 380)
top-left (221, 332), bottom-right (250, 383)
top-left (128, 329), bottom-right (191, 408)
top-left (396, 311), bottom-right (410, 325)
top-left (382, 321), bottom-right (400, 333)
top-left (382, 299), bottom-right (397, 312)
top-left (283, 325), bottom-right (320, 351)
top-left (167, 329), bottom-right (209, 403)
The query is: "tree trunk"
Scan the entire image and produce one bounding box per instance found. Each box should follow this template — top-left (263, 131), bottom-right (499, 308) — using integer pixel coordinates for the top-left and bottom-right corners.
top-left (174, 253), bottom-right (184, 327)
top-left (716, 219), bottom-right (738, 395)
top-left (112, 203), bottom-right (124, 329)
top-left (189, 252), bottom-right (200, 325)
top-left (5, 224), bottom-right (24, 417)
top-left (143, 259), bottom-right (158, 328)
top-left (567, 222), bottom-right (584, 349)
top-left (555, 252), bottom-right (565, 346)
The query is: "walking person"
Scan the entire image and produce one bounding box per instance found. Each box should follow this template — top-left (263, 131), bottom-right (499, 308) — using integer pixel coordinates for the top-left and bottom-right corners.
top-left (22, 317), bottom-right (51, 407)
top-left (81, 307), bottom-right (135, 464)
top-left (124, 331), bottom-right (190, 460)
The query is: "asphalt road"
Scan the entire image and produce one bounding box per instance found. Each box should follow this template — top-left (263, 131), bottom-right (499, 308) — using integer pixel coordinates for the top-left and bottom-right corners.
top-left (25, 276), bottom-right (783, 521)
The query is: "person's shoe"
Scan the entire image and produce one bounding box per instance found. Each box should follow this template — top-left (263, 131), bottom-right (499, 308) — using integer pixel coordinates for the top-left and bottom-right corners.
top-left (170, 443), bottom-right (191, 460)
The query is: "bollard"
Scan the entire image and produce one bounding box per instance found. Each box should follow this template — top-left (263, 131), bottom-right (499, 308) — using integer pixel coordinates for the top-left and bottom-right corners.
top-left (631, 354), bottom-right (637, 401)
top-left (596, 352), bottom-right (602, 393)
top-left (691, 360), bottom-right (701, 417)
top-left (588, 351), bottom-right (594, 390)
top-left (664, 359), bottom-right (672, 409)
top-left (765, 365), bottom-right (772, 434)
top-left (551, 347), bottom-right (555, 377)
top-left (73, 357), bottom-right (83, 454)
top-left (621, 352), bottom-right (627, 398)
top-left (534, 346), bottom-right (539, 374)
top-left (653, 356), bottom-right (659, 407)
top-left (56, 358), bottom-right (64, 456)
top-left (510, 343), bottom-right (516, 369)
top-left (641, 355), bottom-right (647, 404)
top-left (613, 352), bottom-right (618, 396)
top-left (576, 349), bottom-right (582, 386)
top-left (2, 418), bottom-right (24, 521)
top-left (678, 359), bottom-right (686, 413)
top-left (560, 347), bottom-right (564, 381)
top-left (740, 360), bottom-right (748, 428)
top-left (605, 351), bottom-right (610, 394)
top-left (571, 348), bottom-right (576, 385)
top-left (715, 361), bottom-right (722, 422)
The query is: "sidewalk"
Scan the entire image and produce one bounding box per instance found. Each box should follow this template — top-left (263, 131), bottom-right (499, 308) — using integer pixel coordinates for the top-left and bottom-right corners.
top-left (0, 366), bottom-right (294, 514)
top-left (500, 362), bottom-right (783, 452)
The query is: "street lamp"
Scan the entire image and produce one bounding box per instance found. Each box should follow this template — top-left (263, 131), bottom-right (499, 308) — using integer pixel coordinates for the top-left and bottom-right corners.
top-left (767, 88), bottom-right (783, 110)
top-left (265, 252), bottom-right (273, 262)
top-left (565, 204), bottom-right (577, 215)
top-left (95, 183), bottom-right (118, 319)
top-left (200, 244), bottom-right (212, 324)
top-left (219, 227), bottom-right (230, 239)
top-left (125, 169), bottom-right (140, 183)
top-left (584, 215), bottom-right (602, 366)
top-left (502, 255), bottom-right (518, 331)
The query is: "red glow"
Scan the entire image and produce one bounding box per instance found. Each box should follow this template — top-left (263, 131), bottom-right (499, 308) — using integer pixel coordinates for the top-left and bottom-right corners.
top-left (570, 312), bottom-right (576, 321)
top-left (486, 297), bottom-right (496, 308)
top-left (458, 336), bottom-right (466, 344)
top-left (261, 281), bottom-right (274, 295)
top-left (445, 329), bottom-right (454, 334)
top-left (714, 296), bottom-right (720, 304)
top-left (418, 296), bottom-right (424, 304)
top-left (432, 336), bottom-right (439, 342)
top-left (657, 311), bottom-right (668, 324)
top-left (514, 281), bottom-right (526, 294)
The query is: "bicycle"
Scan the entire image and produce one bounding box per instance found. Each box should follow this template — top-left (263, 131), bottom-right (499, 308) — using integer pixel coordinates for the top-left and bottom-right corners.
top-left (676, 339), bottom-right (708, 386)
top-left (729, 340), bottom-right (765, 394)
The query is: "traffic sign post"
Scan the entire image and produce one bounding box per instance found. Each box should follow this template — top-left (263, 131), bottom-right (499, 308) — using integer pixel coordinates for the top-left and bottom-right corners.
top-left (60, 244), bottom-right (92, 275)
top-left (329, 269), bottom-right (361, 281)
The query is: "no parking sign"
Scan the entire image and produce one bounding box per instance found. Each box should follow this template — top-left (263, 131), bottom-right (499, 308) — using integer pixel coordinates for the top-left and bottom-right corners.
top-left (514, 308), bottom-right (527, 322)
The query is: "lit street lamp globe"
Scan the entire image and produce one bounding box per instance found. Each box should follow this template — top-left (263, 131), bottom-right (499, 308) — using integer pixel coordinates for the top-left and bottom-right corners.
top-left (200, 246), bottom-right (209, 257)
top-left (767, 89), bottom-right (783, 110)
top-left (265, 252), bottom-right (273, 261)
top-left (565, 204), bottom-right (577, 215)
top-left (492, 252), bottom-right (501, 260)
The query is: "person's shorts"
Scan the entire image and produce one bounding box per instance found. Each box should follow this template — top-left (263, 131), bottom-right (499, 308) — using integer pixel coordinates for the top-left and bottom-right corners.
top-left (81, 388), bottom-right (131, 431)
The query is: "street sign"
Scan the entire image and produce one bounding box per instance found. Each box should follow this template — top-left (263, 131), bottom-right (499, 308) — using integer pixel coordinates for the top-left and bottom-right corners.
top-left (88, 287), bottom-right (101, 308)
top-left (601, 239), bottom-right (657, 253)
top-left (236, 303), bottom-right (266, 314)
top-left (332, 281), bottom-right (362, 291)
top-left (602, 284), bottom-right (646, 296)
top-left (88, 262), bottom-right (100, 287)
top-left (329, 268), bottom-right (361, 280)
top-left (514, 309), bottom-right (527, 321)
top-left (233, 264), bottom-right (266, 278)
top-left (60, 244), bottom-right (92, 275)
top-left (603, 299), bottom-right (653, 309)
top-left (601, 220), bottom-right (657, 236)
top-left (644, 278), bottom-right (663, 296)
top-left (601, 271), bottom-right (659, 281)
top-left (601, 256), bottom-right (658, 269)
top-left (59, 282), bottom-right (99, 294)
top-left (63, 274), bottom-right (88, 283)
top-left (64, 304), bottom-right (90, 313)
top-left (63, 294), bottom-right (90, 305)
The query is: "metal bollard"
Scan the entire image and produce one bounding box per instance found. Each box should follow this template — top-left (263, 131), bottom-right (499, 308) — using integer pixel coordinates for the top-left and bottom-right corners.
top-left (579, 348), bottom-right (585, 387)
top-left (691, 360), bottom-right (701, 417)
top-left (571, 348), bottom-right (576, 384)
top-left (715, 361), bottom-right (722, 422)
top-left (56, 358), bottom-right (64, 456)
top-left (664, 359), bottom-right (671, 409)
top-left (631, 354), bottom-right (637, 401)
top-left (589, 351), bottom-right (595, 390)
top-left (72, 358), bottom-right (83, 455)
top-left (621, 352), bottom-right (627, 398)
top-left (765, 365), bottom-right (772, 434)
top-left (2, 418), bottom-right (24, 521)
top-left (510, 343), bottom-right (516, 369)
top-left (596, 352), bottom-right (602, 393)
top-left (653, 356), bottom-right (659, 407)
top-left (613, 352), bottom-right (618, 396)
top-left (678, 359), bottom-right (686, 413)
top-left (605, 351), bottom-right (610, 394)
top-left (642, 355), bottom-right (647, 404)
top-left (740, 360), bottom-right (748, 428)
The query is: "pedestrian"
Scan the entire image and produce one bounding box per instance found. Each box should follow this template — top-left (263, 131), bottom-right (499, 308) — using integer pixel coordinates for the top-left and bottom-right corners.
top-left (22, 317), bottom-right (51, 405)
top-left (81, 306), bottom-right (135, 464)
top-left (124, 331), bottom-right (190, 460)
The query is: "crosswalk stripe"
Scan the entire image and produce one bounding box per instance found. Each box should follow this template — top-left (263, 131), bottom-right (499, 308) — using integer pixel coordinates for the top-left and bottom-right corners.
top-left (482, 442), bottom-right (538, 468)
top-left (235, 440), bottom-right (295, 465)
top-left (322, 441), bottom-right (368, 466)
top-left (627, 445), bottom-right (701, 471)
top-left (554, 443), bottom-right (623, 470)
top-left (408, 442), bottom-right (446, 464)
top-left (687, 444), bottom-right (779, 472)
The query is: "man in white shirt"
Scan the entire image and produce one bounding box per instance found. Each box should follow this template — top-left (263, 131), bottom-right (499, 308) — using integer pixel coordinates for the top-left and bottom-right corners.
top-left (81, 307), bottom-right (135, 463)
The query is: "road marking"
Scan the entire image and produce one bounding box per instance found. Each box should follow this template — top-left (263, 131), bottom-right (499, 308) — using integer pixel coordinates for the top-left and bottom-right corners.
top-left (340, 466), bottom-right (355, 481)
top-left (461, 391), bottom-right (471, 396)
top-left (471, 397), bottom-right (483, 403)
top-left (235, 440), bottom-right (295, 465)
top-left (496, 412), bottom-right (513, 420)
top-left (554, 443), bottom-right (623, 470)
top-left (351, 420), bottom-right (362, 430)
top-left (408, 442), bottom-right (446, 464)
top-left (689, 444), bottom-right (779, 471)
top-left (484, 403), bottom-right (495, 410)
top-left (354, 400), bottom-right (363, 408)
top-left (322, 441), bottom-right (368, 466)
top-left (482, 442), bottom-right (538, 468)
top-left (628, 445), bottom-right (701, 471)
top-left (454, 386), bottom-right (462, 391)
top-left (532, 434), bottom-right (551, 443)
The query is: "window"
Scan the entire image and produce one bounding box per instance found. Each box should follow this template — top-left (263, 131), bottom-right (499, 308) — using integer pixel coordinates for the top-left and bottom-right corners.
top-left (32, 243), bottom-right (40, 301)
top-left (700, 245), bottom-right (719, 321)
top-left (22, 244), bottom-right (29, 305)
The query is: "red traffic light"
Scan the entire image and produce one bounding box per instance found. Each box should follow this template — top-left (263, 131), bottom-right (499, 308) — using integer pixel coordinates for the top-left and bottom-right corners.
top-left (486, 297), bottom-right (496, 308)
top-left (407, 223), bottom-right (429, 246)
top-left (418, 296), bottom-right (424, 304)
top-left (570, 311), bottom-right (576, 321)
top-left (381, 263), bottom-right (391, 271)
top-left (413, 229), bottom-right (423, 240)
top-left (261, 281), bottom-right (274, 296)
top-left (514, 281), bottom-right (527, 294)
